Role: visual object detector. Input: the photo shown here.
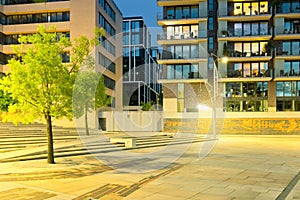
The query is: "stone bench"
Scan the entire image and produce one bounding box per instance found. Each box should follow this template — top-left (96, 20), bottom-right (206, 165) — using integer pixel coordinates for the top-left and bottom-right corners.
top-left (110, 137), bottom-right (136, 148)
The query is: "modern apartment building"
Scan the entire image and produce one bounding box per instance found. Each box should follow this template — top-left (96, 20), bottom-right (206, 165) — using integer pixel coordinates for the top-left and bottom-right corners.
top-left (0, 0), bottom-right (123, 110)
top-left (122, 16), bottom-right (161, 109)
top-left (157, 0), bottom-right (300, 134)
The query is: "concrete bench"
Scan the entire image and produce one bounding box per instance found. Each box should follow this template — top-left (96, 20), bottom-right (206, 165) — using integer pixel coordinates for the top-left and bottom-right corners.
top-left (110, 137), bottom-right (136, 148)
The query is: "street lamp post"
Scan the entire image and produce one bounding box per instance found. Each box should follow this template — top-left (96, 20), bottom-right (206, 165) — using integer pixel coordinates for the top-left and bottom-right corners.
top-left (208, 53), bottom-right (227, 137)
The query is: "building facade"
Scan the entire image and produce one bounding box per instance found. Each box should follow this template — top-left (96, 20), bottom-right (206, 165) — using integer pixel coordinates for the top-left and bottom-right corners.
top-left (0, 0), bottom-right (123, 110)
top-left (157, 0), bottom-right (300, 134)
top-left (122, 16), bottom-right (161, 109)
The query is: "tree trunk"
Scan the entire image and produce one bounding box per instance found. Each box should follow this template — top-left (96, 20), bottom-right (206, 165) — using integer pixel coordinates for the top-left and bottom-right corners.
top-left (45, 111), bottom-right (55, 164)
top-left (85, 105), bottom-right (89, 136)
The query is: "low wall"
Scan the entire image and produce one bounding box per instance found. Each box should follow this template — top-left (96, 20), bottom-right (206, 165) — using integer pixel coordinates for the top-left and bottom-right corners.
top-left (164, 112), bottom-right (300, 134)
top-left (99, 111), bottom-right (164, 132)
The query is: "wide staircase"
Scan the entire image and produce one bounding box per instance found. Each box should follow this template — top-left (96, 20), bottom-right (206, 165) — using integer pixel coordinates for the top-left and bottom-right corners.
top-left (0, 122), bottom-right (205, 163)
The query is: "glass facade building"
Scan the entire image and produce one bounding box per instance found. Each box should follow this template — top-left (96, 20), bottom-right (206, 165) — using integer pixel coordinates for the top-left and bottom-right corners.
top-left (157, 0), bottom-right (300, 114)
top-left (122, 16), bottom-right (161, 108)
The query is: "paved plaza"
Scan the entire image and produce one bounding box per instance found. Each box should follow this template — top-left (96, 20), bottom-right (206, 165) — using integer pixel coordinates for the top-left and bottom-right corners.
top-left (0, 123), bottom-right (300, 199)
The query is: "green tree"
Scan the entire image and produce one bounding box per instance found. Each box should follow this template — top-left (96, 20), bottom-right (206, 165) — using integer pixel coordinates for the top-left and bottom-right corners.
top-left (73, 72), bottom-right (111, 135)
top-left (71, 27), bottom-right (109, 136)
top-left (0, 25), bottom-right (107, 163)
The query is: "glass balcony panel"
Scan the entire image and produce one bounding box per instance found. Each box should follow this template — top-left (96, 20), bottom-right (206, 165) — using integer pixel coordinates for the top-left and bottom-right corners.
top-left (252, 2), bottom-right (259, 15)
top-left (284, 62), bottom-right (290, 77)
top-left (191, 6), bottom-right (199, 18)
top-left (175, 65), bottom-right (182, 79)
top-left (252, 23), bottom-right (259, 36)
top-left (244, 3), bottom-right (251, 16)
top-left (183, 65), bottom-right (190, 79)
top-left (276, 82), bottom-right (284, 96)
top-left (292, 62), bottom-right (300, 76)
top-left (292, 42), bottom-right (299, 55)
top-left (260, 2), bottom-right (268, 14)
top-left (175, 7), bottom-right (183, 19)
top-left (166, 7), bottom-right (175, 19)
top-left (182, 45), bottom-right (189, 59)
top-left (244, 63), bottom-right (251, 77)
top-left (282, 2), bottom-right (290, 13)
top-left (234, 3), bottom-right (243, 16)
top-left (183, 6), bottom-right (190, 18)
top-left (252, 63), bottom-right (259, 77)
top-left (167, 65), bottom-right (174, 79)
top-left (244, 23), bottom-right (251, 36)
top-left (260, 22), bottom-right (268, 35)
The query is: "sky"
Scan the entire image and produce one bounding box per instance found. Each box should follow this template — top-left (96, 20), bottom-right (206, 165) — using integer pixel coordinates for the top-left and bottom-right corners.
top-left (113, 0), bottom-right (161, 28)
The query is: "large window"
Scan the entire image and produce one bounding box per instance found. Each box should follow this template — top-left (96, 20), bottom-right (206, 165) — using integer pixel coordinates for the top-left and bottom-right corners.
top-left (282, 41), bottom-right (300, 56)
top-left (230, 41), bottom-right (267, 57)
top-left (2, 11), bottom-right (69, 25)
top-left (284, 20), bottom-right (300, 34)
top-left (232, 1), bottom-right (268, 16)
top-left (224, 82), bottom-right (268, 112)
top-left (166, 25), bottom-right (198, 39)
top-left (103, 75), bottom-right (115, 90)
top-left (165, 5), bottom-right (199, 19)
top-left (277, 61), bottom-right (300, 77)
top-left (99, 13), bottom-right (116, 37)
top-left (100, 37), bottom-right (115, 56)
top-left (276, 81), bottom-right (300, 111)
top-left (232, 21), bottom-right (268, 36)
top-left (227, 62), bottom-right (270, 77)
top-left (98, 52), bottom-right (116, 73)
top-left (165, 45), bottom-right (199, 59)
top-left (166, 64), bottom-right (200, 79)
top-left (280, 0), bottom-right (300, 13)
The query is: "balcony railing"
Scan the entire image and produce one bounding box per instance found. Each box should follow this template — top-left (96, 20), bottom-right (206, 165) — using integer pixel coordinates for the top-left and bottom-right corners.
top-left (275, 48), bottom-right (300, 56)
top-left (158, 71), bottom-right (204, 80)
top-left (156, 11), bottom-right (207, 21)
top-left (218, 8), bottom-right (271, 17)
top-left (159, 50), bottom-right (202, 60)
top-left (157, 30), bottom-right (207, 41)
top-left (226, 50), bottom-right (271, 58)
top-left (224, 69), bottom-right (272, 78)
top-left (275, 26), bottom-right (300, 35)
top-left (275, 68), bottom-right (300, 77)
top-left (220, 28), bottom-right (271, 38)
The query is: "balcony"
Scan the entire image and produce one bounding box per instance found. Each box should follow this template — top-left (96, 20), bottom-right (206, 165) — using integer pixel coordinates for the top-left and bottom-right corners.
top-left (157, 11), bottom-right (207, 26)
top-left (158, 70), bottom-right (207, 83)
top-left (275, 48), bottom-right (300, 60)
top-left (157, 30), bottom-right (207, 45)
top-left (275, 6), bottom-right (300, 17)
top-left (218, 29), bottom-right (272, 41)
top-left (225, 50), bottom-right (272, 62)
top-left (218, 7), bottom-right (271, 21)
top-left (157, 50), bottom-right (206, 65)
top-left (274, 26), bottom-right (300, 40)
top-left (275, 69), bottom-right (300, 79)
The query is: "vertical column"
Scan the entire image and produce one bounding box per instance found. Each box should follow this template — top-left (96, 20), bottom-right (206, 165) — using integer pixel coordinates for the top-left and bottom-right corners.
top-left (268, 81), bottom-right (276, 112)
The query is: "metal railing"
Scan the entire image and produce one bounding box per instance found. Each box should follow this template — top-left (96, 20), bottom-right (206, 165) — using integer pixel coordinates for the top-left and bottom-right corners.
top-left (275, 26), bottom-right (300, 35)
top-left (157, 30), bottom-right (207, 40)
top-left (156, 11), bottom-right (207, 21)
top-left (218, 7), bottom-right (271, 17)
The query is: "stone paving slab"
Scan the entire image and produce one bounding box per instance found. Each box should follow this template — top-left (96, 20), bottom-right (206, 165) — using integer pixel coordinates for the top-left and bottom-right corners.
top-left (0, 135), bottom-right (299, 199)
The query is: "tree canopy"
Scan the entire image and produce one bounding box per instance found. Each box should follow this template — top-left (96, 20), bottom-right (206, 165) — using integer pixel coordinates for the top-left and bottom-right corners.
top-left (0, 25), bottom-right (107, 163)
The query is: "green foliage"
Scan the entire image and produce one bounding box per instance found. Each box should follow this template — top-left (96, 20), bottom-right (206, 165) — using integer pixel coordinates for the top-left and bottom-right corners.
top-left (0, 75), bottom-right (16, 112)
top-left (73, 72), bottom-right (111, 118)
top-left (141, 101), bottom-right (154, 111)
top-left (0, 26), bottom-right (72, 124)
